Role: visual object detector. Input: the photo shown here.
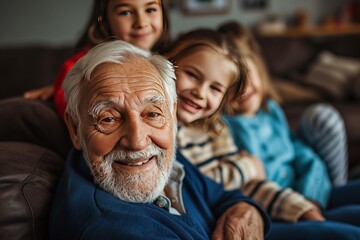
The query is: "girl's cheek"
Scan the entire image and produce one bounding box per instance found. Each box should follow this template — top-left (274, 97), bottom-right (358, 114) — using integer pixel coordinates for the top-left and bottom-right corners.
top-left (175, 71), bottom-right (185, 82)
top-left (208, 95), bottom-right (223, 114)
top-left (176, 76), bottom-right (190, 92)
top-left (214, 93), bottom-right (224, 106)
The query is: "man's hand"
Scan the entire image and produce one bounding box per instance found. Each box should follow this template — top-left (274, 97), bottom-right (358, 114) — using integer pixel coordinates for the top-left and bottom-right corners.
top-left (212, 202), bottom-right (264, 240)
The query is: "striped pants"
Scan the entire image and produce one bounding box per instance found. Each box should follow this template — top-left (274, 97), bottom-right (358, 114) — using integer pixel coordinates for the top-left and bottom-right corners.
top-left (298, 103), bottom-right (348, 186)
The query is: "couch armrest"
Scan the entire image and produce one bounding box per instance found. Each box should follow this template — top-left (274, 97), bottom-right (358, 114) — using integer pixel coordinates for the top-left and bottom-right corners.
top-left (282, 102), bottom-right (360, 177)
top-left (0, 142), bottom-right (64, 240)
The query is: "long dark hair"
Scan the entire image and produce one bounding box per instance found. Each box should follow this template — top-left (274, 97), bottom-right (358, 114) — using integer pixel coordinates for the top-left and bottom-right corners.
top-left (75, 0), bottom-right (171, 53)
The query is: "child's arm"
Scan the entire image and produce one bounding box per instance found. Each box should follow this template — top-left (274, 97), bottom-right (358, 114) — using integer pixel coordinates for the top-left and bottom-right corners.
top-left (53, 49), bottom-right (88, 119)
top-left (198, 152), bottom-right (266, 191)
top-left (178, 124), bottom-right (266, 190)
top-left (241, 179), bottom-right (324, 222)
top-left (23, 85), bottom-right (54, 100)
top-left (291, 135), bottom-right (332, 208)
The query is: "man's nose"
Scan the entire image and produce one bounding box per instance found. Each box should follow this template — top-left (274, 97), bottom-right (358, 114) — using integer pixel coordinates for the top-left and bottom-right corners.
top-left (119, 117), bottom-right (151, 151)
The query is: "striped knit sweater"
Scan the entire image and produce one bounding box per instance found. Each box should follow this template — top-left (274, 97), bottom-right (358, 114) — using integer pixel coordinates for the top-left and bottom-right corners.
top-left (177, 123), bottom-right (314, 222)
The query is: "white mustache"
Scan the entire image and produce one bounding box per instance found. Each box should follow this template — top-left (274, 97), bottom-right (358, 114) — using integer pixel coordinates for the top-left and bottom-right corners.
top-left (105, 144), bottom-right (164, 163)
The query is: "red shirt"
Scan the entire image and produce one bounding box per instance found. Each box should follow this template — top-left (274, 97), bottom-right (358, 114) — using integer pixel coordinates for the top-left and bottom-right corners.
top-left (53, 48), bottom-right (89, 119)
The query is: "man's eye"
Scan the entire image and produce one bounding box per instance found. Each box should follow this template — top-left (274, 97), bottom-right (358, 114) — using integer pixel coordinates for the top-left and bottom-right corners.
top-left (142, 107), bottom-right (167, 128)
top-left (147, 112), bottom-right (160, 118)
top-left (96, 113), bottom-right (121, 134)
top-left (100, 117), bottom-right (117, 123)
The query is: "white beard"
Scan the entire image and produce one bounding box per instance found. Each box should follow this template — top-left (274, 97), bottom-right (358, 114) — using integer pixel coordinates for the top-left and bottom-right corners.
top-left (86, 143), bottom-right (174, 203)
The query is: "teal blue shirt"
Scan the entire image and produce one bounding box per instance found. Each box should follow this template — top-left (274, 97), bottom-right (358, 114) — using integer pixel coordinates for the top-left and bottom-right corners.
top-left (223, 100), bottom-right (331, 208)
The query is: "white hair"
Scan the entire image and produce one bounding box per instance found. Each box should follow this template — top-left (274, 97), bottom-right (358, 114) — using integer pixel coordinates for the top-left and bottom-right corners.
top-left (63, 40), bottom-right (177, 123)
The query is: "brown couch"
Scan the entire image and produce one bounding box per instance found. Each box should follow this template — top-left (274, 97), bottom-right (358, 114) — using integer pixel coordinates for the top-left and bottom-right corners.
top-left (0, 46), bottom-right (73, 100)
top-left (0, 46), bottom-right (72, 239)
top-left (0, 142), bottom-right (63, 240)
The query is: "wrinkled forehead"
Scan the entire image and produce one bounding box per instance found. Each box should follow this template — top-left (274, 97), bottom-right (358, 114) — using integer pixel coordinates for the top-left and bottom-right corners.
top-left (84, 57), bottom-right (167, 102)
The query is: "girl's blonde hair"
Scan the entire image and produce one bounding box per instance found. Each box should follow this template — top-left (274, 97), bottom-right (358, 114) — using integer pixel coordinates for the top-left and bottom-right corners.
top-left (218, 20), bottom-right (281, 115)
top-left (164, 28), bottom-right (248, 134)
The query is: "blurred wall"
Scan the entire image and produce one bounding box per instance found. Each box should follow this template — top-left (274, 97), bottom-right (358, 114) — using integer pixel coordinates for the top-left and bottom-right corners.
top-left (0, 0), bottom-right (345, 47)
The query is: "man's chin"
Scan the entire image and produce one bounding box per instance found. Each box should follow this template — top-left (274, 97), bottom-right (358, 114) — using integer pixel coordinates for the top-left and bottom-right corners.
top-left (99, 170), bottom-right (167, 203)
top-left (91, 148), bottom-right (174, 203)
top-left (115, 188), bottom-right (163, 203)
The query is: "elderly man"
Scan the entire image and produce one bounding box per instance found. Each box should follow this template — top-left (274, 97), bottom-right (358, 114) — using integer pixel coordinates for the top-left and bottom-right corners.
top-left (49, 40), bottom-right (270, 239)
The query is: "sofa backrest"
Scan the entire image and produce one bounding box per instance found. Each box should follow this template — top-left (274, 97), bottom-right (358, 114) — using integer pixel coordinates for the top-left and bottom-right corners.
top-left (0, 46), bottom-right (73, 100)
top-left (256, 34), bottom-right (360, 78)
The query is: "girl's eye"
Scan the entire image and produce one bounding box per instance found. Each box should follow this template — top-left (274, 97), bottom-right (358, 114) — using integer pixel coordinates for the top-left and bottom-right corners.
top-left (210, 85), bottom-right (223, 93)
top-left (185, 70), bottom-right (199, 81)
top-left (146, 8), bottom-right (157, 13)
top-left (118, 10), bottom-right (132, 16)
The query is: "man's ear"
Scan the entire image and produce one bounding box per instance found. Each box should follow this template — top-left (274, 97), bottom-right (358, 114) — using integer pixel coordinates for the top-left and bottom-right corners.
top-left (64, 112), bottom-right (82, 150)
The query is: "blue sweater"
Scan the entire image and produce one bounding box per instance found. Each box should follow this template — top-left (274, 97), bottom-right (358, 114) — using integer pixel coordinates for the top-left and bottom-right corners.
top-left (224, 100), bottom-right (331, 208)
top-left (49, 150), bottom-right (270, 239)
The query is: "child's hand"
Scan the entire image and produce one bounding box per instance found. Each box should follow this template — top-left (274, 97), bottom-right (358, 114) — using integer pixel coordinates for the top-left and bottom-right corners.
top-left (300, 201), bottom-right (325, 221)
top-left (23, 85), bottom-right (54, 100)
top-left (300, 208), bottom-right (325, 221)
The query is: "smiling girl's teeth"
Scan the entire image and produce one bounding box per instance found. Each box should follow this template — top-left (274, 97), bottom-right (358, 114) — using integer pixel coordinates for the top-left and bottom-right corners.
top-left (185, 99), bottom-right (200, 109)
top-left (126, 158), bottom-right (150, 166)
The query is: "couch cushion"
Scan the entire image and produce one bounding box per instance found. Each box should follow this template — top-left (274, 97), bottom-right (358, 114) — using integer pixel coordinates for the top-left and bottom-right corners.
top-left (272, 77), bottom-right (325, 103)
top-left (0, 97), bottom-right (72, 158)
top-left (0, 142), bottom-right (64, 240)
top-left (303, 51), bottom-right (360, 100)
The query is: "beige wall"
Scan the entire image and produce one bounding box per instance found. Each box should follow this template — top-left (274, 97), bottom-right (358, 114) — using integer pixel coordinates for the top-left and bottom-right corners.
top-left (0, 0), bottom-right (345, 47)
